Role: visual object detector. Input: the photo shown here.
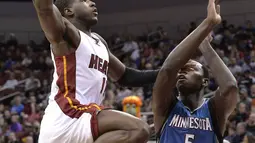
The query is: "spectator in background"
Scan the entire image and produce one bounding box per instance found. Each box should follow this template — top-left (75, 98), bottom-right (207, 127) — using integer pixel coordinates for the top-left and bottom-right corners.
top-left (239, 70), bottom-right (253, 88)
top-left (0, 114), bottom-right (4, 134)
top-left (4, 110), bottom-right (11, 125)
top-left (25, 73), bottom-right (41, 92)
top-left (11, 96), bottom-right (24, 115)
top-left (21, 53), bottom-right (32, 67)
top-left (225, 126), bottom-right (236, 142)
top-left (2, 72), bottom-right (18, 90)
top-left (7, 132), bottom-right (19, 143)
top-left (40, 79), bottom-right (50, 95)
top-left (235, 102), bottom-right (250, 123)
top-left (250, 84), bottom-right (255, 111)
top-left (23, 136), bottom-right (34, 143)
top-left (115, 87), bottom-right (133, 105)
top-left (232, 122), bottom-right (247, 143)
top-left (246, 113), bottom-right (255, 138)
top-left (0, 104), bottom-right (4, 112)
top-left (239, 88), bottom-right (252, 111)
top-left (10, 114), bottom-right (22, 133)
top-left (121, 35), bottom-right (139, 55)
top-left (2, 53), bottom-right (15, 71)
top-left (29, 56), bottom-right (48, 72)
top-left (44, 53), bottom-right (53, 67)
top-left (229, 58), bottom-right (242, 75)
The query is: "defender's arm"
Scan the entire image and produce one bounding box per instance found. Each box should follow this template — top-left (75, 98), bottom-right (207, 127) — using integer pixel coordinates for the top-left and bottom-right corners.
top-left (199, 38), bottom-right (238, 133)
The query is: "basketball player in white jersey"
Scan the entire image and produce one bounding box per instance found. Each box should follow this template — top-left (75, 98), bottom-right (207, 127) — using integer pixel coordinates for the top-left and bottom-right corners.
top-left (32, 0), bottom-right (160, 143)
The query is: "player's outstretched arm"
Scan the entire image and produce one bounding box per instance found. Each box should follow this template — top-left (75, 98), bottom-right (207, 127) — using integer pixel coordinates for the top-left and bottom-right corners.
top-left (33, 0), bottom-right (66, 44)
top-left (109, 60), bottom-right (160, 87)
top-left (93, 33), bottom-right (159, 87)
top-left (199, 37), bottom-right (238, 133)
top-left (152, 0), bottom-right (222, 133)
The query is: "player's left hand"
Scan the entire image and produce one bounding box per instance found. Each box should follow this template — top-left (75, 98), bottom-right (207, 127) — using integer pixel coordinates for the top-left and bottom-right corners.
top-left (206, 0), bottom-right (221, 25)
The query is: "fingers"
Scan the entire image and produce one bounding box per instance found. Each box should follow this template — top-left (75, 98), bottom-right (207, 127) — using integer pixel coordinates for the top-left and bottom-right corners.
top-left (208, 0), bottom-right (216, 10)
top-left (215, 0), bottom-right (220, 4)
top-left (208, 0), bottom-right (216, 5)
top-left (216, 5), bottom-right (220, 15)
top-left (209, 0), bottom-right (220, 4)
top-left (207, 0), bottom-right (222, 25)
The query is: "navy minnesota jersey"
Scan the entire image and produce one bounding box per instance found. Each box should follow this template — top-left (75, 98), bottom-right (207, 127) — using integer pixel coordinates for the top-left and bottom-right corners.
top-left (159, 99), bottom-right (217, 143)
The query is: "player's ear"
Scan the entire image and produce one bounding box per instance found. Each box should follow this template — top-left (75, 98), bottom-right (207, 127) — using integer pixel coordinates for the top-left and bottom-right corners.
top-left (64, 8), bottom-right (74, 17)
top-left (202, 78), bottom-right (209, 87)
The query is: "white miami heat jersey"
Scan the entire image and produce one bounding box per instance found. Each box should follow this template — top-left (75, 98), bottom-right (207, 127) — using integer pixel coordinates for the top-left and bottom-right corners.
top-left (39, 31), bottom-right (109, 143)
top-left (49, 31), bottom-right (109, 114)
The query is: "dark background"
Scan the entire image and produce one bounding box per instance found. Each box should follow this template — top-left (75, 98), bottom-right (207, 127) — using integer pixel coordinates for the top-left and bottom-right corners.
top-left (0, 0), bottom-right (238, 14)
top-left (0, 0), bottom-right (32, 2)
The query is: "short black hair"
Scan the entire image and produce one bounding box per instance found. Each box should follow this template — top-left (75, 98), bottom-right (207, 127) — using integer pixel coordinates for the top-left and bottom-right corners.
top-left (54, 0), bottom-right (75, 15)
top-left (202, 65), bottom-right (209, 79)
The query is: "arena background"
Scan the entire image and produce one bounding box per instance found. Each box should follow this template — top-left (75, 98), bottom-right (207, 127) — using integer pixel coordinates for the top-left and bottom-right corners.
top-left (0, 0), bottom-right (255, 143)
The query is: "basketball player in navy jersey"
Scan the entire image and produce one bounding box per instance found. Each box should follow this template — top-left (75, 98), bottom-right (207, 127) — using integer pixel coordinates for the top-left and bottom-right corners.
top-left (152, 0), bottom-right (238, 143)
top-left (32, 0), bottom-right (160, 143)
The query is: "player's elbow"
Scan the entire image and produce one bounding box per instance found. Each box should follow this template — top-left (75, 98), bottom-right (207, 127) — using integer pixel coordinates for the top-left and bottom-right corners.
top-left (226, 81), bottom-right (238, 93)
top-left (222, 82), bottom-right (238, 98)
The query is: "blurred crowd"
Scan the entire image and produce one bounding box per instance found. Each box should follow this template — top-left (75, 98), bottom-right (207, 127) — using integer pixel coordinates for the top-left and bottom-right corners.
top-left (0, 19), bottom-right (255, 143)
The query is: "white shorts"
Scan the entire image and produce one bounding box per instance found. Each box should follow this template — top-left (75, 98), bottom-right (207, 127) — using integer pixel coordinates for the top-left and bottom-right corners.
top-left (38, 101), bottom-right (101, 143)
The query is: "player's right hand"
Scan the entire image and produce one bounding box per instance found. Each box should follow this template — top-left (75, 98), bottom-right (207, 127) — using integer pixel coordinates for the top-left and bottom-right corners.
top-left (206, 0), bottom-right (221, 26)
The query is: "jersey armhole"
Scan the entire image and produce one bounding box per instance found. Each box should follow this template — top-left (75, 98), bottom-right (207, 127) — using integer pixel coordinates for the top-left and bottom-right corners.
top-left (156, 96), bottom-right (178, 141)
top-left (208, 99), bottom-right (223, 143)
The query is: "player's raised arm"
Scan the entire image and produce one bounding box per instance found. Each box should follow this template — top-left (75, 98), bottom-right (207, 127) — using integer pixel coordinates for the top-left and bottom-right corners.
top-left (33, 0), bottom-right (66, 44)
top-left (152, 0), bottom-right (222, 133)
top-left (199, 37), bottom-right (238, 133)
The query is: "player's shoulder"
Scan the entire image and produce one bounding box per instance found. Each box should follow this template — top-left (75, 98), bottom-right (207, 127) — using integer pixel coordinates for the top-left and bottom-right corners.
top-left (92, 32), bottom-right (101, 38)
top-left (92, 33), bottom-right (104, 41)
top-left (92, 32), bottom-right (108, 48)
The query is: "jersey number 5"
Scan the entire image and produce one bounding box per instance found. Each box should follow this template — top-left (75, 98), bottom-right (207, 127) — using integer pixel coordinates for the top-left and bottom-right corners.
top-left (100, 77), bottom-right (107, 94)
top-left (185, 134), bottom-right (195, 143)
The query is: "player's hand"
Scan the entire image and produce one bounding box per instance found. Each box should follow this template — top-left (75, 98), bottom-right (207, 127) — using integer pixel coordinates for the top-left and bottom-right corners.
top-left (206, 0), bottom-right (221, 25)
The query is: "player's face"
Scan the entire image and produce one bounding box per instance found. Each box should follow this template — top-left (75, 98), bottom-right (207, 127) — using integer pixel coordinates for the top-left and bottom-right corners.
top-left (176, 60), bottom-right (204, 94)
top-left (72, 0), bottom-right (98, 25)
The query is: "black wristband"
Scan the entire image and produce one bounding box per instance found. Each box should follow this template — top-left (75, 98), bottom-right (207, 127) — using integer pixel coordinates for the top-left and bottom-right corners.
top-left (117, 67), bottom-right (159, 87)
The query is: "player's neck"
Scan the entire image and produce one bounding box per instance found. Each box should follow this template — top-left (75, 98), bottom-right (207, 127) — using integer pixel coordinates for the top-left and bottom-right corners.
top-left (71, 19), bottom-right (92, 35)
top-left (179, 92), bottom-right (204, 111)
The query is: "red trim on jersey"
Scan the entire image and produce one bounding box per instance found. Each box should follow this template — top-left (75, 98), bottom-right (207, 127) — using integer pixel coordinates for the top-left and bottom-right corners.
top-left (54, 53), bottom-right (103, 140)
